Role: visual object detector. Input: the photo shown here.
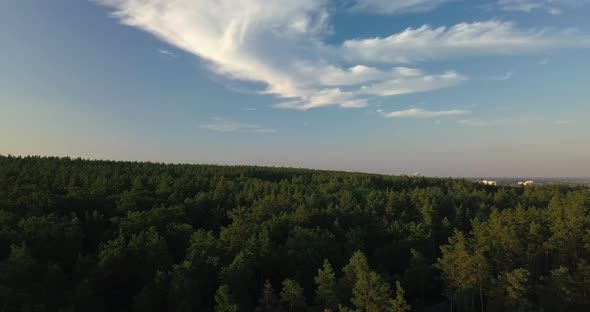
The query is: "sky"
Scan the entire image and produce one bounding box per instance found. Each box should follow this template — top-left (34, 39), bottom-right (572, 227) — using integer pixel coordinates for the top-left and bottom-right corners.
top-left (1, 0), bottom-right (589, 177)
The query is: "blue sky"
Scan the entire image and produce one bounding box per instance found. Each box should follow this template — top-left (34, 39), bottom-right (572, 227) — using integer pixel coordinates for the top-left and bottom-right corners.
top-left (1, 0), bottom-right (589, 177)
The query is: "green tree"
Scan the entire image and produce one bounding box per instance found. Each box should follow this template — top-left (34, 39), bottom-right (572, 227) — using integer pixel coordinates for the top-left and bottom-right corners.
top-left (280, 279), bottom-right (306, 312)
top-left (255, 280), bottom-right (281, 312)
top-left (402, 249), bottom-right (431, 305)
top-left (221, 251), bottom-right (257, 312)
top-left (551, 266), bottom-right (575, 305)
top-left (390, 281), bottom-right (411, 312)
top-left (577, 259), bottom-right (590, 303)
top-left (471, 250), bottom-right (491, 312)
top-left (350, 270), bottom-right (392, 312)
top-left (314, 259), bottom-right (338, 310)
top-left (437, 231), bottom-right (470, 312)
top-left (0, 244), bottom-right (40, 310)
top-left (215, 285), bottom-right (239, 312)
top-left (341, 250), bottom-right (371, 301)
top-left (498, 268), bottom-right (530, 311)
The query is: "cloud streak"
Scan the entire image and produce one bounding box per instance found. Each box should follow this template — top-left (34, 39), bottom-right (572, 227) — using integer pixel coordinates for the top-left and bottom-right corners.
top-left (341, 21), bottom-right (590, 64)
top-left (200, 118), bottom-right (276, 133)
top-left (158, 49), bottom-right (177, 57)
top-left (350, 0), bottom-right (457, 14)
top-left (497, 0), bottom-right (590, 14)
top-left (382, 108), bottom-right (470, 118)
top-left (99, 1), bottom-right (590, 110)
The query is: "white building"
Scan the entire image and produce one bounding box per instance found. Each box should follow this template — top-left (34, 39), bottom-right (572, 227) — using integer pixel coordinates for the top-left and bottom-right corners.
top-left (518, 180), bottom-right (534, 186)
top-left (481, 180), bottom-right (497, 186)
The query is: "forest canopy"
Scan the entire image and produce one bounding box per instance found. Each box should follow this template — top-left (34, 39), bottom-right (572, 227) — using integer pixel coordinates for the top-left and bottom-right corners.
top-left (0, 155), bottom-right (589, 311)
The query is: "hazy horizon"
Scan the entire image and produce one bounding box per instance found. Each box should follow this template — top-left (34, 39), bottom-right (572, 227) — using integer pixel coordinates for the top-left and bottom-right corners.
top-left (3, 153), bottom-right (590, 180)
top-left (2, 1), bottom-right (589, 177)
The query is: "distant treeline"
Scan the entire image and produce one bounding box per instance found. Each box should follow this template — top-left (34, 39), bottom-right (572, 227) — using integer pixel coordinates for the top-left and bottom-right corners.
top-left (0, 155), bottom-right (589, 311)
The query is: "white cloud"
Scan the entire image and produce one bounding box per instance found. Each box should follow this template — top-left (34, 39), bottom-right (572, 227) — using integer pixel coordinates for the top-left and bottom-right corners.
top-left (383, 108), bottom-right (470, 118)
top-left (158, 49), bottom-right (176, 57)
top-left (99, 1), bottom-right (590, 110)
top-left (341, 21), bottom-right (590, 64)
top-left (350, 0), bottom-right (456, 14)
top-left (274, 88), bottom-right (368, 110)
top-left (273, 68), bottom-right (464, 110)
top-left (360, 71), bottom-right (464, 96)
top-left (200, 118), bottom-right (276, 133)
top-left (498, 0), bottom-right (590, 14)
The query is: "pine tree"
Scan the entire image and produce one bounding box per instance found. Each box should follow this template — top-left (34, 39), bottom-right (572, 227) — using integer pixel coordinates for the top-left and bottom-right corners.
top-left (437, 230), bottom-right (473, 312)
top-left (255, 280), bottom-right (281, 312)
top-left (577, 259), bottom-right (590, 303)
top-left (499, 268), bottom-right (530, 310)
top-left (351, 270), bottom-right (392, 312)
top-left (344, 252), bottom-right (371, 277)
top-left (215, 285), bottom-right (238, 312)
top-left (471, 250), bottom-right (491, 312)
top-left (341, 251), bottom-right (371, 300)
top-left (314, 259), bottom-right (338, 310)
top-left (390, 281), bottom-right (411, 312)
top-left (402, 249), bottom-right (430, 305)
top-left (280, 279), bottom-right (306, 312)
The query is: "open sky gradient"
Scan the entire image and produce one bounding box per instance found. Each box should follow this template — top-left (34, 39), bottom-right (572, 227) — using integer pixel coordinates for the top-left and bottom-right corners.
top-left (1, 0), bottom-right (589, 177)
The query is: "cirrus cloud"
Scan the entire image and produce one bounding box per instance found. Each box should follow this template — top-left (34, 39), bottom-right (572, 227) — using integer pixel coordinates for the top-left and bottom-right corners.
top-left (382, 108), bottom-right (470, 118)
top-left (200, 118), bottom-right (276, 133)
top-left (98, 0), bottom-right (590, 111)
top-left (340, 21), bottom-right (590, 64)
top-left (497, 0), bottom-right (590, 14)
top-left (349, 0), bottom-right (457, 14)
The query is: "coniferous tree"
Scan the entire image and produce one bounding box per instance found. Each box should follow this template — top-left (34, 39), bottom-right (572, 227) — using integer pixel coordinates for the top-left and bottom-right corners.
top-left (280, 279), bottom-right (306, 312)
top-left (0, 156), bottom-right (589, 311)
top-left (256, 280), bottom-right (281, 312)
top-left (341, 250), bottom-right (371, 302)
top-left (314, 259), bottom-right (338, 310)
top-left (215, 285), bottom-right (239, 312)
top-left (350, 270), bottom-right (392, 312)
top-left (390, 281), bottom-right (411, 312)
top-left (497, 268), bottom-right (530, 311)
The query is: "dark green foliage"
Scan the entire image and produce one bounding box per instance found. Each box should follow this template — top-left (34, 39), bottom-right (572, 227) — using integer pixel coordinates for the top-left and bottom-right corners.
top-left (215, 285), bottom-right (239, 312)
top-left (0, 155), bottom-right (588, 311)
top-left (391, 281), bottom-right (411, 312)
top-left (280, 279), bottom-right (306, 312)
top-left (256, 280), bottom-right (282, 312)
top-left (314, 259), bottom-right (338, 310)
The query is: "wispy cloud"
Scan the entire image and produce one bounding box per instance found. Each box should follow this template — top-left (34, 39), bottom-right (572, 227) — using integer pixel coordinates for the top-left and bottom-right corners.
top-left (359, 71), bottom-right (465, 96)
top-left (240, 107), bottom-right (257, 111)
top-left (349, 0), bottom-right (457, 14)
top-left (158, 49), bottom-right (177, 57)
top-left (200, 118), bottom-right (276, 133)
top-left (497, 0), bottom-right (590, 14)
top-left (274, 70), bottom-right (465, 110)
top-left (382, 108), bottom-right (470, 118)
top-left (99, 1), bottom-right (590, 110)
top-left (458, 116), bottom-right (569, 127)
top-left (341, 21), bottom-right (590, 64)
top-left (351, 0), bottom-right (589, 15)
